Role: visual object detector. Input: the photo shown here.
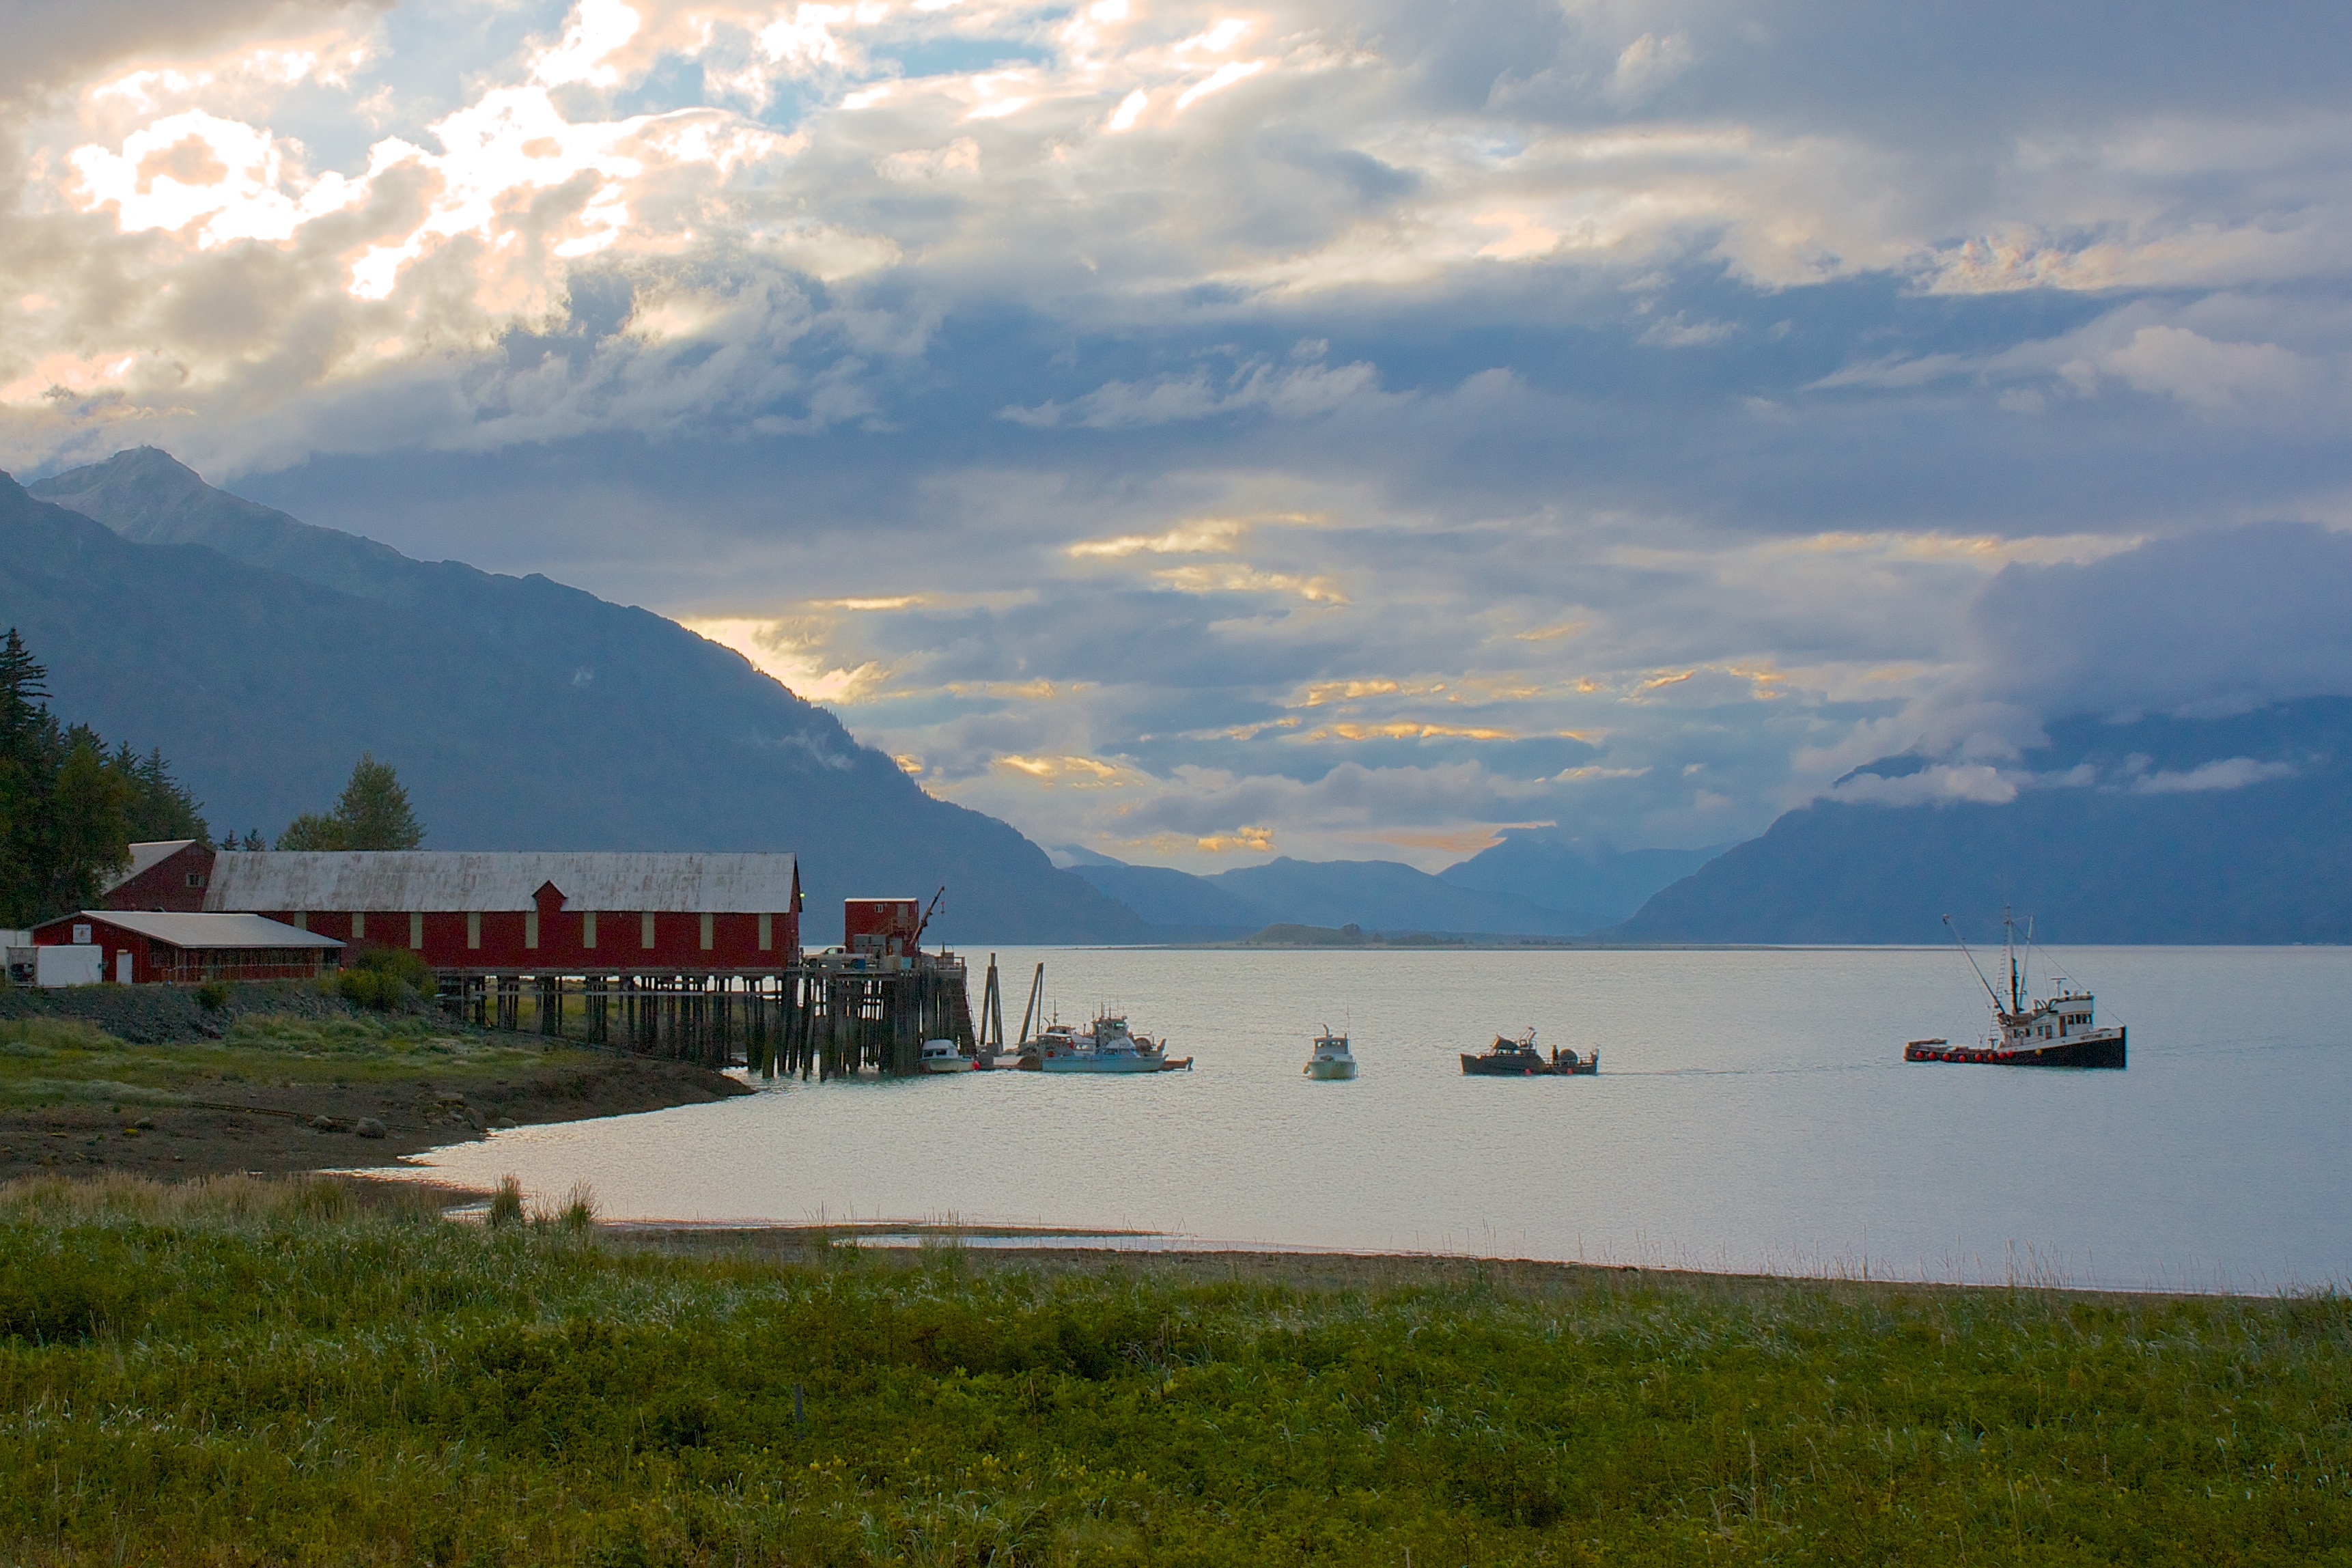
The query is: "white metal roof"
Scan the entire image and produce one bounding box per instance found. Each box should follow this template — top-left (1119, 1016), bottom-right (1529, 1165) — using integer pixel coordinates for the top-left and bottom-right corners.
top-left (104, 840), bottom-right (198, 891)
top-left (205, 851), bottom-right (800, 914)
top-left (68, 910), bottom-right (343, 949)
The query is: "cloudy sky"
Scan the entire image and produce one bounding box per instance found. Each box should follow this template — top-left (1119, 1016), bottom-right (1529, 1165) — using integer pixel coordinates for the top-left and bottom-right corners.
top-left (4, 0), bottom-right (2348, 869)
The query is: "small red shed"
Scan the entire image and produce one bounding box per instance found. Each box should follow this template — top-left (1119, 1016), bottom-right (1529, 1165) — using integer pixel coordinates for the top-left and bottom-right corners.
top-left (843, 897), bottom-right (923, 957)
top-left (32, 910), bottom-right (342, 985)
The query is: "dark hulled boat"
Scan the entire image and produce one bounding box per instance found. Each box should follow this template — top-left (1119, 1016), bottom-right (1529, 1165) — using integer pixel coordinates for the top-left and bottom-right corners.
top-left (1906, 913), bottom-right (2126, 1069)
top-left (1461, 1030), bottom-right (1599, 1076)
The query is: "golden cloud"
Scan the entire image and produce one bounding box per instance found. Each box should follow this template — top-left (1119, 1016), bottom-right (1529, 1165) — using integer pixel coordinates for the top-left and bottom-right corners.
top-left (1066, 517), bottom-right (1249, 559)
top-left (994, 753), bottom-right (1136, 787)
top-left (1304, 720), bottom-right (1519, 742)
top-left (1153, 564), bottom-right (1347, 602)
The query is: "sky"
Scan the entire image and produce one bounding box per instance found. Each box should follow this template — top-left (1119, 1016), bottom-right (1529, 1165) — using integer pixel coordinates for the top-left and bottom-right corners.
top-left (3, 0), bottom-right (2349, 871)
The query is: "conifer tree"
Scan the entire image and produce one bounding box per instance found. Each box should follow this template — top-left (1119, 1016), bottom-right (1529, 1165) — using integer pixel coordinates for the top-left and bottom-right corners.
top-left (278, 753), bottom-right (425, 851)
top-left (0, 628), bottom-right (204, 923)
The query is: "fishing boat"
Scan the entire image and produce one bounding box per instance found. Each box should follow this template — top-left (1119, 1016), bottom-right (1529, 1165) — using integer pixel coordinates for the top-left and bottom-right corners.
top-left (1304, 1027), bottom-right (1357, 1080)
top-left (1906, 913), bottom-right (2125, 1069)
top-left (1460, 1029), bottom-right (1597, 1076)
top-left (1037, 1013), bottom-right (1190, 1074)
top-left (917, 1038), bottom-right (972, 1074)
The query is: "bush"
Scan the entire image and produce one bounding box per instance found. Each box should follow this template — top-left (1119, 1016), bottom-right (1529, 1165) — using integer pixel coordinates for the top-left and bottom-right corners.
top-left (487, 1175), bottom-right (525, 1229)
top-left (337, 945), bottom-right (433, 1011)
top-left (195, 981), bottom-right (229, 1011)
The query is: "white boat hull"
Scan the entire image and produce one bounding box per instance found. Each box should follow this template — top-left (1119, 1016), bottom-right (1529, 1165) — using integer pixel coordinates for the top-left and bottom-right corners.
top-left (920, 1057), bottom-right (974, 1074)
top-left (1306, 1058), bottom-right (1356, 1080)
top-left (1038, 1052), bottom-right (1167, 1074)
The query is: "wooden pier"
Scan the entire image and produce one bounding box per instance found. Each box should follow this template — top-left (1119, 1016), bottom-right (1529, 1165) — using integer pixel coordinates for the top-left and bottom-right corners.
top-left (432, 950), bottom-right (978, 1078)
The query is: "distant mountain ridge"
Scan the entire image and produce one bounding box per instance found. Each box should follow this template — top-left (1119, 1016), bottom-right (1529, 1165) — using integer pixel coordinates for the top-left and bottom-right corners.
top-left (1612, 699), bottom-right (2352, 944)
top-left (9, 448), bottom-right (1143, 944)
top-left (1059, 839), bottom-right (1718, 938)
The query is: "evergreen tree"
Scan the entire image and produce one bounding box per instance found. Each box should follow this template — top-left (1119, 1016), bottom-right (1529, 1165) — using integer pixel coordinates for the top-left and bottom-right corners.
top-left (241, 828), bottom-right (264, 852)
top-left (0, 629), bottom-right (204, 924)
top-left (116, 744), bottom-right (208, 845)
top-left (276, 812), bottom-right (344, 851)
top-left (334, 753), bottom-right (423, 850)
top-left (277, 753), bottom-right (425, 852)
top-left (42, 741), bottom-right (132, 916)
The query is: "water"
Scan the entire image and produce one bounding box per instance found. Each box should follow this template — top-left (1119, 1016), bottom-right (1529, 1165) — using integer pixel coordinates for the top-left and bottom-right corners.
top-left (391, 947), bottom-right (2352, 1291)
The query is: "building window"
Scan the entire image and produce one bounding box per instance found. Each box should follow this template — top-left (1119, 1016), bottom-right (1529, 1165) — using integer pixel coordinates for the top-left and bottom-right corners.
top-left (352, 911), bottom-right (365, 940)
top-left (292, 911), bottom-right (307, 932)
top-left (185, 871), bottom-right (206, 888)
top-left (758, 913), bottom-right (772, 951)
top-left (641, 912), bottom-right (656, 950)
top-left (700, 912), bottom-right (714, 951)
top-left (583, 911), bottom-right (598, 949)
top-left (409, 912), bottom-right (423, 949)
top-left (524, 912), bottom-right (539, 950)
top-left (467, 912), bottom-right (482, 951)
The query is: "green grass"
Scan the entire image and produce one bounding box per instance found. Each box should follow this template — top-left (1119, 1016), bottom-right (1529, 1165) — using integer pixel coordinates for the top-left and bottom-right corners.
top-left (0, 1012), bottom-right (606, 1110)
top-left (0, 1177), bottom-right (2345, 1564)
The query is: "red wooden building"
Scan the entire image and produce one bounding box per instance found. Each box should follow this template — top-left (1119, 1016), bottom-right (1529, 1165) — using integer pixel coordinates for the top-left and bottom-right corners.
top-left (31, 910), bottom-right (341, 984)
top-left (100, 840), bottom-right (214, 912)
top-left (101, 846), bottom-right (804, 977)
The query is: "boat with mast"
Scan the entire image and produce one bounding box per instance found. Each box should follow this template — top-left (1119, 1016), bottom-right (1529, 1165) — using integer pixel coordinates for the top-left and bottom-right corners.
top-left (1905, 912), bottom-right (2126, 1069)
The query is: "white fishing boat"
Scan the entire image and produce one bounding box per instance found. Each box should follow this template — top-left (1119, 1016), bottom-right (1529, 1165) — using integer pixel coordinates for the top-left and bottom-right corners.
top-left (1037, 1013), bottom-right (1189, 1074)
top-left (1304, 1027), bottom-right (1356, 1080)
top-left (918, 1037), bottom-right (972, 1074)
top-left (1906, 912), bottom-right (2127, 1069)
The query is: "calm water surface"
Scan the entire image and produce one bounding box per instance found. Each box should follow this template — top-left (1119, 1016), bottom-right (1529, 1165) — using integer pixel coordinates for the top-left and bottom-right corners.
top-left (393, 947), bottom-right (2352, 1291)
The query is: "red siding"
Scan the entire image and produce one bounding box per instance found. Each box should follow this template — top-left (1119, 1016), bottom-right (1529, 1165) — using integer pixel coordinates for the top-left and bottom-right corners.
top-left (844, 897), bottom-right (921, 955)
top-left (272, 907), bottom-right (799, 973)
top-left (30, 914), bottom-right (331, 984)
top-left (102, 844), bottom-right (216, 912)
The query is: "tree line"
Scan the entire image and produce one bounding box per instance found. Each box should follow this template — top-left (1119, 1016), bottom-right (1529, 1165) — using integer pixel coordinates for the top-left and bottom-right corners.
top-left (0, 628), bottom-right (424, 927)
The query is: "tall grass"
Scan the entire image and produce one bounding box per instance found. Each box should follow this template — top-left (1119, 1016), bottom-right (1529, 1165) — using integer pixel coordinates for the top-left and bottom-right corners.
top-left (0, 1174), bottom-right (2344, 1565)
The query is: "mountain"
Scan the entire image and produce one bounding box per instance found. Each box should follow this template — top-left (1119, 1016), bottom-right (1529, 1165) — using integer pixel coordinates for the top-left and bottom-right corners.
top-left (1061, 852), bottom-right (1612, 937)
top-left (1612, 699), bottom-right (2352, 944)
top-left (1056, 858), bottom-right (1271, 939)
top-left (1438, 831), bottom-right (1726, 921)
top-left (7, 449), bottom-right (1145, 944)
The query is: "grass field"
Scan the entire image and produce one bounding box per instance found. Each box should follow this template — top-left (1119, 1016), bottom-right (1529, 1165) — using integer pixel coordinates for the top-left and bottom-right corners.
top-left (0, 1012), bottom-right (573, 1110)
top-left (0, 1176), bottom-right (2345, 1565)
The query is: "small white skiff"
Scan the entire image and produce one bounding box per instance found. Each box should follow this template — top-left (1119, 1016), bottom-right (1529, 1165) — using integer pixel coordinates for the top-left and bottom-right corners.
top-left (918, 1038), bottom-right (973, 1073)
top-left (1304, 1028), bottom-right (1356, 1080)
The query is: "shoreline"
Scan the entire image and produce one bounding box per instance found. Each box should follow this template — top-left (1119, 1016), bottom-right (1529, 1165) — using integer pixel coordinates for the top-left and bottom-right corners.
top-left (363, 1199), bottom-right (2318, 1302)
top-left (0, 996), bottom-right (748, 1183)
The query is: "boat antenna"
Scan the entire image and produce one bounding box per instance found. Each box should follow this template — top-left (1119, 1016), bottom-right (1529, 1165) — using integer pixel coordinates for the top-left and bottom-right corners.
top-left (1944, 915), bottom-right (2004, 1013)
top-left (2006, 908), bottom-right (2022, 1014)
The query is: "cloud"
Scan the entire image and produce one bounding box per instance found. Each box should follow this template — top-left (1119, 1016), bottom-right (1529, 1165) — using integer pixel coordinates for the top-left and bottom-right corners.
top-left (2129, 757), bottom-right (2297, 794)
top-left (8, 0), bottom-right (2352, 874)
top-left (1000, 359), bottom-right (1382, 430)
top-left (1828, 763), bottom-right (2019, 807)
top-left (1963, 522), bottom-right (2352, 720)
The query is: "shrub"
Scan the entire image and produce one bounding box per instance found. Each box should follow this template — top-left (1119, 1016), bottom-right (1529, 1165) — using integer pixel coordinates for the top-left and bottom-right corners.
top-left (487, 1175), bottom-right (525, 1229)
top-left (338, 945), bottom-right (434, 1011)
top-left (195, 981), bottom-right (229, 1011)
